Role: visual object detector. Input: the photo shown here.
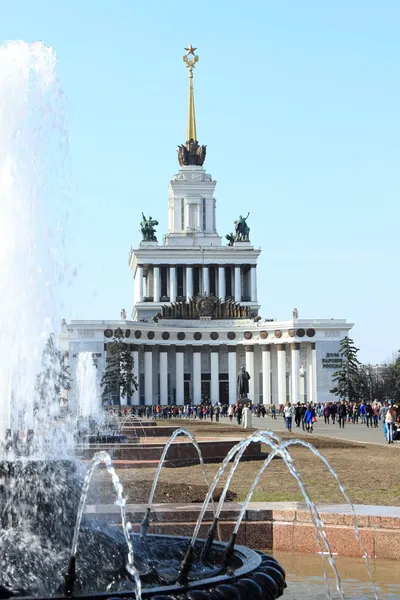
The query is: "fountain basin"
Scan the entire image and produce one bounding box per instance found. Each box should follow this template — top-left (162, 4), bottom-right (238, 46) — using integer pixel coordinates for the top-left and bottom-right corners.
top-left (1, 535), bottom-right (285, 600)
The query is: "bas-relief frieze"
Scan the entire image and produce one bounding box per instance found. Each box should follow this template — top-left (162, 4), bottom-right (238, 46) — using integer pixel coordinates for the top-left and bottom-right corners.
top-left (77, 329), bottom-right (96, 338)
top-left (153, 320), bottom-right (254, 328)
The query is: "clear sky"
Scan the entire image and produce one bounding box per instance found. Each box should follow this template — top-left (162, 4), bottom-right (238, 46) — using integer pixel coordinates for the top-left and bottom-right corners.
top-left (1, 1), bottom-right (399, 364)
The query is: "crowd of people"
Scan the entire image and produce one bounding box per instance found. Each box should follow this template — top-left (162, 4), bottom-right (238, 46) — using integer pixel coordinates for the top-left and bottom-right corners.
top-left (116, 398), bottom-right (399, 444)
top-left (281, 400), bottom-right (399, 443)
top-left (117, 401), bottom-right (259, 425)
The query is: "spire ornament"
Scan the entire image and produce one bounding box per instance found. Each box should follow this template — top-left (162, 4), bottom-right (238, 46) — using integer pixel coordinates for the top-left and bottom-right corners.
top-left (177, 44), bottom-right (207, 167)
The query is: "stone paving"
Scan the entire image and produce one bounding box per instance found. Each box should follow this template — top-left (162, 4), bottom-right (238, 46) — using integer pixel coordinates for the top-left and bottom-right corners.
top-left (247, 415), bottom-right (397, 446)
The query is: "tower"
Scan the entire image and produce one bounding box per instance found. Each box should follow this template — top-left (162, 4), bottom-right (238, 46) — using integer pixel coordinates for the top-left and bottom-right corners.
top-left (129, 46), bottom-right (260, 321)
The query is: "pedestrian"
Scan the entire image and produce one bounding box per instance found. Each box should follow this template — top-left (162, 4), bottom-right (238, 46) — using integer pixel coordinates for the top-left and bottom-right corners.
top-left (304, 403), bottom-right (316, 433)
top-left (284, 402), bottom-right (295, 432)
top-left (385, 407), bottom-right (396, 444)
top-left (338, 401), bottom-right (346, 428)
top-left (329, 402), bottom-right (337, 425)
top-left (228, 404), bottom-right (234, 422)
top-left (372, 403), bottom-right (379, 428)
top-left (359, 402), bottom-right (366, 424)
top-left (236, 404), bottom-right (243, 426)
top-left (365, 402), bottom-right (373, 427)
top-left (323, 403), bottom-right (330, 425)
top-left (271, 404), bottom-right (276, 419)
top-left (294, 402), bottom-right (302, 428)
top-left (379, 402), bottom-right (389, 440)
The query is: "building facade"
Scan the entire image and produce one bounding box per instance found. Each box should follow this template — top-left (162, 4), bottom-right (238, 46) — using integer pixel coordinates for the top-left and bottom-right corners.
top-left (61, 47), bottom-right (353, 407)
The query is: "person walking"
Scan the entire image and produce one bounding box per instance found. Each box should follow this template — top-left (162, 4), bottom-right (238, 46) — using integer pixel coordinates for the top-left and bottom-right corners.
top-left (228, 404), bottom-right (234, 422)
top-left (323, 403), bottom-right (330, 425)
top-left (379, 402), bottom-right (389, 440)
top-left (236, 404), bottom-right (243, 426)
top-left (294, 402), bottom-right (302, 428)
top-left (385, 407), bottom-right (396, 444)
top-left (365, 402), bottom-right (373, 427)
top-left (359, 402), bottom-right (366, 424)
top-left (338, 401), bottom-right (347, 428)
top-left (372, 403), bottom-right (379, 428)
top-left (329, 402), bottom-right (337, 425)
top-left (271, 404), bottom-right (276, 419)
top-left (352, 402), bottom-right (359, 424)
top-left (304, 403), bottom-right (316, 433)
top-left (284, 402), bottom-right (295, 432)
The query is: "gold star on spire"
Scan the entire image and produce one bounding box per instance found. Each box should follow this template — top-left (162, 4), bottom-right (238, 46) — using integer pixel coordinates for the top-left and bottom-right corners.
top-left (184, 44), bottom-right (197, 56)
top-left (182, 45), bottom-right (199, 141)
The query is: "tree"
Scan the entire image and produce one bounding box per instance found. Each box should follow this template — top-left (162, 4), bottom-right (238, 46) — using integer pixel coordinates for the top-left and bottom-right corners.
top-left (35, 334), bottom-right (71, 414)
top-left (330, 337), bottom-right (362, 403)
top-left (101, 337), bottom-right (138, 405)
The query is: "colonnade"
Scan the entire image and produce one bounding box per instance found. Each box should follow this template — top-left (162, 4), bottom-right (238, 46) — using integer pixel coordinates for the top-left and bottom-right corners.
top-left (126, 342), bottom-right (317, 406)
top-left (135, 264), bottom-right (257, 303)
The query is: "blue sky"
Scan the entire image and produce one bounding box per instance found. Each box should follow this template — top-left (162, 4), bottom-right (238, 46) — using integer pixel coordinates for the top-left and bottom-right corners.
top-left (1, 1), bottom-right (399, 364)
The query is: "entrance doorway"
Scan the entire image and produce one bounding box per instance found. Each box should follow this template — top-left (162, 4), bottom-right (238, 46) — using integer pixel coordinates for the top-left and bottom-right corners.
top-left (201, 381), bottom-right (210, 402)
top-left (219, 381), bottom-right (229, 405)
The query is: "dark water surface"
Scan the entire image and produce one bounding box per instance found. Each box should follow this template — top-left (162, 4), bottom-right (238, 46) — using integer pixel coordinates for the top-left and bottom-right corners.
top-left (271, 551), bottom-right (400, 599)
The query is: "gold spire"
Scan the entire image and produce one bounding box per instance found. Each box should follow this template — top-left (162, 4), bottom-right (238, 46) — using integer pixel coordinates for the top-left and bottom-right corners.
top-left (183, 44), bottom-right (199, 141)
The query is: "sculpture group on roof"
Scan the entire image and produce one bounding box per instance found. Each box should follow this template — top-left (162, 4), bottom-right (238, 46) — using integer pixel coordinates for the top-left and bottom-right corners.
top-left (177, 139), bottom-right (207, 167)
top-left (226, 213), bottom-right (251, 245)
top-left (140, 213), bottom-right (158, 242)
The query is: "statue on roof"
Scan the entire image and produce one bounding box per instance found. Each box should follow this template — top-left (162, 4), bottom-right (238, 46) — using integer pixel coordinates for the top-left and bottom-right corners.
top-left (178, 140), bottom-right (207, 167)
top-left (234, 213), bottom-right (250, 242)
top-left (140, 213), bottom-right (158, 242)
top-left (225, 232), bottom-right (235, 246)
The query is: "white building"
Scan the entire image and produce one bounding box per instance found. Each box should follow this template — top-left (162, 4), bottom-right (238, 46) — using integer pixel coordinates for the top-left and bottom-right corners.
top-left (61, 47), bottom-right (353, 408)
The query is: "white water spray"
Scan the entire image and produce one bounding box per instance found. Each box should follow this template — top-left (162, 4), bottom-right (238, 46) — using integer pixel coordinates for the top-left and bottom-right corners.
top-left (0, 40), bottom-right (70, 457)
top-left (77, 352), bottom-right (102, 421)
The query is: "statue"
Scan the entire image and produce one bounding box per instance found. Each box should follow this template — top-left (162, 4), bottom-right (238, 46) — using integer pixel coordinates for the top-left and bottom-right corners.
top-left (292, 308), bottom-right (299, 320)
top-left (177, 140), bottom-right (207, 167)
top-left (120, 309), bottom-right (126, 320)
top-left (234, 213), bottom-right (250, 242)
top-left (140, 213), bottom-right (158, 242)
top-left (237, 365), bottom-right (251, 399)
top-left (225, 232), bottom-right (235, 247)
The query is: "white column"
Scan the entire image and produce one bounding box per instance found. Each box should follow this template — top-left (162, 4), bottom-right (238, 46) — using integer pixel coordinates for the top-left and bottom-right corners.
top-left (175, 348), bottom-right (184, 404)
top-left (251, 266), bottom-right (257, 302)
top-left (170, 266), bottom-right (177, 302)
top-left (291, 343), bottom-right (300, 405)
top-left (203, 266), bottom-right (210, 295)
top-left (132, 346), bottom-right (139, 405)
top-left (193, 348), bottom-right (202, 404)
top-left (245, 347), bottom-right (255, 400)
top-left (144, 348), bottom-right (153, 405)
top-left (262, 345), bottom-right (271, 405)
top-left (228, 347), bottom-right (237, 403)
top-left (136, 265), bottom-right (143, 302)
top-left (210, 347), bottom-right (219, 404)
top-left (309, 342), bottom-right (317, 405)
top-left (159, 348), bottom-right (168, 403)
top-left (234, 266), bottom-right (241, 302)
top-left (277, 344), bottom-right (286, 406)
top-left (218, 266), bottom-right (226, 300)
top-left (153, 266), bottom-right (160, 302)
top-left (186, 266), bottom-right (193, 299)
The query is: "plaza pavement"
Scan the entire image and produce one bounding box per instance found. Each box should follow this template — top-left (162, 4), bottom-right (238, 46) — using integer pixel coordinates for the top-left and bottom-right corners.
top-left (243, 415), bottom-right (396, 446)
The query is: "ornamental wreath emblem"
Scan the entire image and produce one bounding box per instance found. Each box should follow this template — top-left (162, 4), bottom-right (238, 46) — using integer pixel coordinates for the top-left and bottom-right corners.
top-left (196, 295), bottom-right (216, 317)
